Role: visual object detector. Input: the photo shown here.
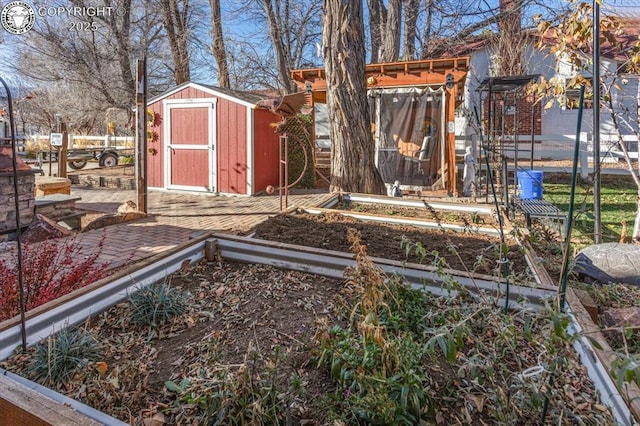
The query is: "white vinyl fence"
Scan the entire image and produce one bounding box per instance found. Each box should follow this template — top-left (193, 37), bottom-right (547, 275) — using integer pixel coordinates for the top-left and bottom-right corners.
top-left (456, 132), bottom-right (639, 163)
top-left (29, 134), bottom-right (134, 150)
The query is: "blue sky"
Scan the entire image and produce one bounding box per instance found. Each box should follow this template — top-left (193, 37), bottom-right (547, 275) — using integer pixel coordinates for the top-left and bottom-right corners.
top-left (603, 0), bottom-right (640, 18)
top-left (1, 0), bottom-right (638, 91)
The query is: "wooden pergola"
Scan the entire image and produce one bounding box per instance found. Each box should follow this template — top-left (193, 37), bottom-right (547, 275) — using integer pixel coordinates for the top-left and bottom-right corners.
top-left (291, 57), bottom-right (469, 195)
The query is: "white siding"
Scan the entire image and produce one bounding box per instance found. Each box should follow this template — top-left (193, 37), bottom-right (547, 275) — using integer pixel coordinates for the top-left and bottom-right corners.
top-left (460, 41), bottom-right (638, 138)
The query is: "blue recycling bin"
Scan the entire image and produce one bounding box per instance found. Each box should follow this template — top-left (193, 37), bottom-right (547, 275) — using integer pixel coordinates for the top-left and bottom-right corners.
top-left (517, 170), bottom-right (544, 200)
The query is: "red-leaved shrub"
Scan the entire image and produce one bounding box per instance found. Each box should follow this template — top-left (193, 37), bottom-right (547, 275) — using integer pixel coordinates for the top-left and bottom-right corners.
top-left (0, 233), bottom-right (110, 322)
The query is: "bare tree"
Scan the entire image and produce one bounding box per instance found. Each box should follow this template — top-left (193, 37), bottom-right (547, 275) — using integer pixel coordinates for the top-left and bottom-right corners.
top-left (367, 0), bottom-right (384, 62)
top-left (260, 0), bottom-right (294, 93)
top-left (160, 0), bottom-right (191, 84)
top-left (5, 0), bottom-right (171, 132)
top-left (221, 0), bottom-right (320, 92)
top-left (380, 0), bottom-right (402, 62)
top-left (402, 0), bottom-right (419, 60)
top-left (417, 0), bottom-right (564, 59)
top-left (367, 0), bottom-right (402, 63)
top-left (323, 0), bottom-right (386, 194)
top-left (419, 0), bottom-right (434, 57)
top-left (209, 0), bottom-right (230, 88)
top-left (492, 0), bottom-right (526, 76)
top-left (9, 0), bottom-right (136, 126)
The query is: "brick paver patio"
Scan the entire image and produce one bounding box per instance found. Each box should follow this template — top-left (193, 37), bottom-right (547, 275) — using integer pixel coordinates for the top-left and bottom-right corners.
top-left (1, 185), bottom-right (334, 269)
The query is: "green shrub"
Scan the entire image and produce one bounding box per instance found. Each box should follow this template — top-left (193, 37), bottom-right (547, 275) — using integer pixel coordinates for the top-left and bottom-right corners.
top-left (28, 328), bottom-right (103, 387)
top-left (128, 280), bottom-right (191, 327)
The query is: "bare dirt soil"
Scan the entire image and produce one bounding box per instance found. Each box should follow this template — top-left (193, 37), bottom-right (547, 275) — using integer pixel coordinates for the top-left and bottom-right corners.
top-left (2, 257), bottom-right (614, 425)
top-left (8, 164), bottom-right (628, 423)
top-left (253, 211), bottom-right (531, 278)
top-left (1, 208), bottom-right (620, 424)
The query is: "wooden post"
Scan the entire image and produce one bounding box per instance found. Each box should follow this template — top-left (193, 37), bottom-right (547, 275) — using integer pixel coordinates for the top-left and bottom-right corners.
top-left (135, 57), bottom-right (148, 213)
top-left (205, 238), bottom-right (218, 262)
top-left (446, 79), bottom-right (458, 196)
top-left (57, 129), bottom-right (68, 178)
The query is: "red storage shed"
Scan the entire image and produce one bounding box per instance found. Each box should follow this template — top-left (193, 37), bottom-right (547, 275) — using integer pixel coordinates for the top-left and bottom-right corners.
top-left (146, 82), bottom-right (283, 195)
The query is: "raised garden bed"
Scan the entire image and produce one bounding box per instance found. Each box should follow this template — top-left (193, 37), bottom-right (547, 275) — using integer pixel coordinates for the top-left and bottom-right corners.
top-left (0, 235), bottom-right (620, 424)
top-left (252, 210), bottom-right (528, 280)
top-left (1, 193), bottom-right (638, 424)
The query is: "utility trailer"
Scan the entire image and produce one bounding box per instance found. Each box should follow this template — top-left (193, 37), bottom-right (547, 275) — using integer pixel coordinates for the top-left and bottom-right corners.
top-left (28, 134), bottom-right (134, 169)
top-left (66, 147), bottom-right (133, 170)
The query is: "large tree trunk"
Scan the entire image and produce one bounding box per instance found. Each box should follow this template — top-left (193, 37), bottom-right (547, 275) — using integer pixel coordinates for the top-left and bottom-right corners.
top-left (402, 0), bottom-right (418, 60)
top-left (494, 0), bottom-right (524, 75)
top-left (323, 0), bottom-right (386, 194)
top-left (161, 0), bottom-right (190, 84)
top-left (367, 0), bottom-right (384, 62)
top-left (114, 2), bottom-right (135, 100)
top-left (379, 0), bottom-right (401, 62)
top-left (261, 0), bottom-right (294, 93)
top-left (209, 0), bottom-right (230, 88)
top-left (420, 0), bottom-right (435, 58)
top-left (367, 0), bottom-right (401, 63)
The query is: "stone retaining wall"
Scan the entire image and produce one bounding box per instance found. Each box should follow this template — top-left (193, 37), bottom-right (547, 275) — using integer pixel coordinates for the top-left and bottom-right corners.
top-left (34, 177), bottom-right (71, 196)
top-left (68, 174), bottom-right (135, 190)
top-left (0, 172), bottom-right (35, 236)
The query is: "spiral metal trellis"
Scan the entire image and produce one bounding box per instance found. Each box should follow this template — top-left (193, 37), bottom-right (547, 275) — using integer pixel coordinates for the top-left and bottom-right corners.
top-left (273, 115), bottom-right (315, 210)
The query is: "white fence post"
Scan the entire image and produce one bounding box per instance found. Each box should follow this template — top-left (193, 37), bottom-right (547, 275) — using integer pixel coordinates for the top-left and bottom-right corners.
top-left (579, 132), bottom-right (588, 179)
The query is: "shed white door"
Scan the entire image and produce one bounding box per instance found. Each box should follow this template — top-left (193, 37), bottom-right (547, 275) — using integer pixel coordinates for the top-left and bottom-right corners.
top-left (164, 100), bottom-right (217, 192)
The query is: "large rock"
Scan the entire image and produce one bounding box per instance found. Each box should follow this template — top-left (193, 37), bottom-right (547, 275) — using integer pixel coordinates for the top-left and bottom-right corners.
top-left (602, 307), bottom-right (640, 329)
top-left (21, 213), bottom-right (72, 243)
top-left (82, 212), bottom-right (147, 232)
top-left (117, 200), bottom-right (137, 214)
top-left (572, 243), bottom-right (640, 285)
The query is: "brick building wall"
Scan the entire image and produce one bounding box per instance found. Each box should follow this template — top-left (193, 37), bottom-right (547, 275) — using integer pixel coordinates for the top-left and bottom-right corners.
top-left (483, 93), bottom-right (542, 137)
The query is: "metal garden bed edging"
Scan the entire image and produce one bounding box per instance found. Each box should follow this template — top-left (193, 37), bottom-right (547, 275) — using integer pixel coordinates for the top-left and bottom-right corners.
top-left (301, 206), bottom-right (504, 236)
top-left (213, 233), bottom-right (554, 308)
top-left (566, 309), bottom-right (634, 425)
top-left (0, 367), bottom-right (127, 426)
top-left (0, 233), bottom-right (633, 425)
top-left (336, 193), bottom-right (494, 215)
top-left (0, 236), bottom-right (206, 361)
top-left (523, 238), bottom-right (636, 425)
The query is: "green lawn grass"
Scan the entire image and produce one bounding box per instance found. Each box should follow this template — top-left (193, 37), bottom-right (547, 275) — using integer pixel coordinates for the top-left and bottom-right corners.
top-left (543, 174), bottom-right (638, 244)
